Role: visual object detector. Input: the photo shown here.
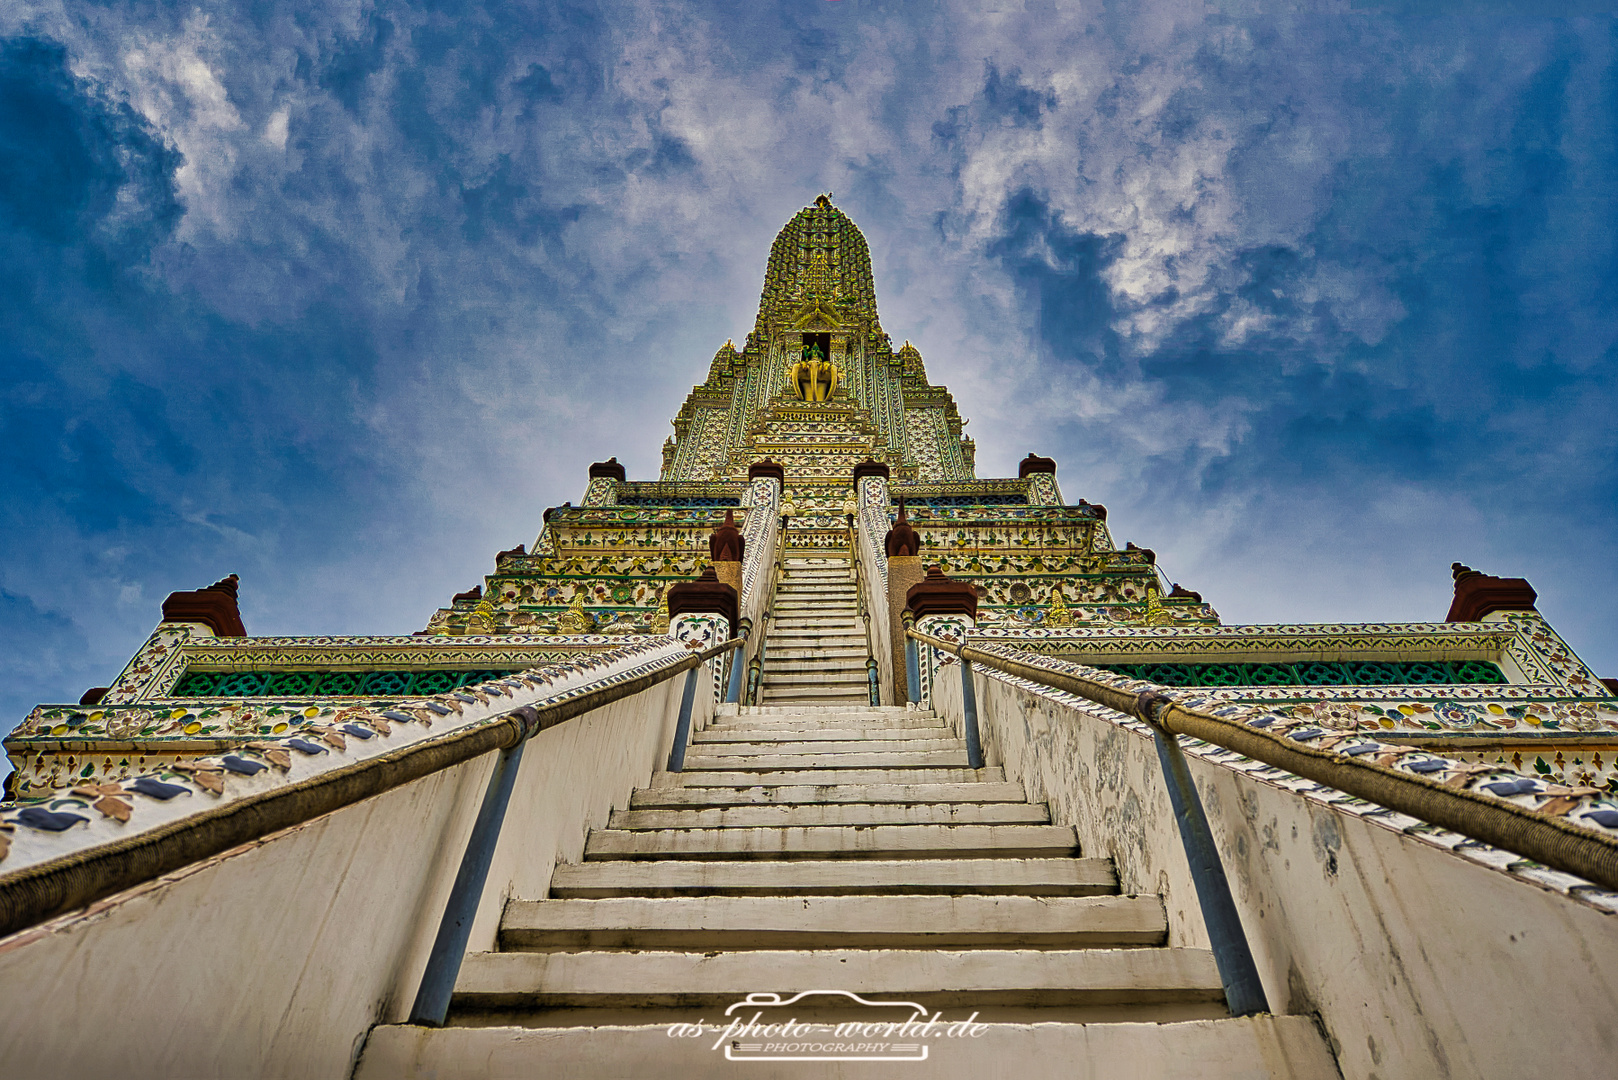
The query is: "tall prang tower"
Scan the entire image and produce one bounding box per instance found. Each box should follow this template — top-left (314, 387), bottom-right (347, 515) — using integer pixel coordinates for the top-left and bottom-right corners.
top-left (662, 193), bottom-right (972, 489)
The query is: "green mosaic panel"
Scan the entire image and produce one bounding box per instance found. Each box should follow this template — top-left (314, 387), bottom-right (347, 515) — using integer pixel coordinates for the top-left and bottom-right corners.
top-left (1096, 660), bottom-right (1508, 687)
top-left (168, 668), bottom-right (522, 698)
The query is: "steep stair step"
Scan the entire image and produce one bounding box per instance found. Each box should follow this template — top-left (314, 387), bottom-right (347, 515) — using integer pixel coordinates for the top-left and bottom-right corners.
top-left (357, 1016), bottom-right (1340, 1079)
top-left (451, 947), bottom-right (1224, 1009)
top-left (693, 725), bottom-right (950, 742)
top-left (609, 801), bottom-right (1051, 829)
top-left (582, 823), bottom-right (1079, 861)
top-left (759, 683), bottom-right (874, 697)
top-left (689, 738), bottom-right (961, 755)
top-left (660, 767), bottom-right (1004, 786)
top-left (628, 781), bottom-right (1029, 808)
top-left (549, 856), bottom-right (1118, 898)
top-left (499, 894), bottom-right (1165, 951)
top-left (678, 750), bottom-right (973, 770)
top-left (762, 668), bottom-right (870, 680)
top-left (766, 646), bottom-right (870, 660)
top-left (725, 705), bottom-right (929, 717)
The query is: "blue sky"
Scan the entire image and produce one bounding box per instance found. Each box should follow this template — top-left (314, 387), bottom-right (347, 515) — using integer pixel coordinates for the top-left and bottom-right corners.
top-left (2, 1), bottom-right (1616, 733)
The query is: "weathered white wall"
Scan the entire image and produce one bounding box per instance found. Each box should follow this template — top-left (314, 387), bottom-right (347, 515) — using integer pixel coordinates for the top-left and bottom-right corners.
top-left (0, 670), bottom-right (702, 1080)
top-left (937, 669), bottom-right (1618, 1080)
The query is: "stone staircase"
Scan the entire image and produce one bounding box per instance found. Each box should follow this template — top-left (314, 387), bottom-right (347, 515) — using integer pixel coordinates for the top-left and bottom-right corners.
top-left (759, 557), bottom-right (871, 707)
top-left (356, 706), bottom-right (1339, 1078)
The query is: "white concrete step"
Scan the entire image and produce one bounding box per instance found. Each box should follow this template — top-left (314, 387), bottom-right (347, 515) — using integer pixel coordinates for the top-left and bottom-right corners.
top-left (658, 767), bottom-right (1003, 786)
top-left (582, 823), bottom-right (1079, 861)
top-left (716, 707), bottom-right (935, 722)
top-left (696, 728), bottom-right (949, 744)
top-left (764, 637), bottom-right (868, 650)
top-left (450, 947), bottom-right (1224, 1009)
top-left (760, 674), bottom-right (869, 688)
top-left (689, 739), bottom-right (962, 756)
top-left (679, 750), bottom-right (972, 771)
top-left (358, 1016), bottom-right (1340, 1080)
top-left (609, 802), bottom-right (1051, 830)
top-left (628, 782), bottom-right (1027, 808)
top-left (770, 621), bottom-right (864, 633)
top-left (705, 723), bottom-right (945, 736)
top-left (499, 894), bottom-right (1164, 951)
top-left (762, 686), bottom-right (871, 697)
top-left (760, 692), bottom-right (873, 706)
top-left (766, 647), bottom-right (869, 661)
top-left (764, 637), bottom-right (867, 649)
top-left (549, 856), bottom-right (1118, 898)
top-left (732, 705), bottom-right (928, 715)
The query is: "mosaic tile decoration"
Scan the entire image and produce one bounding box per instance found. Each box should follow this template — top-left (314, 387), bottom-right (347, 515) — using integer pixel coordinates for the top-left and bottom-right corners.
top-left (0, 638), bottom-right (718, 868)
top-left (933, 639), bottom-right (1618, 914)
top-left (1093, 660), bottom-right (1508, 687)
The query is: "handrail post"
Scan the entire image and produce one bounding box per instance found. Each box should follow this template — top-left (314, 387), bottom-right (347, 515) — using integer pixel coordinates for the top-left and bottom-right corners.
top-left (666, 666), bottom-right (702, 772)
top-left (866, 657), bottom-right (879, 706)
top-left (725, 617), bottom-right (751, 704)
top-left (409, 715), bottom-right (533, 1026)
top-left (725, 644), bottom-right (746, 703)
top-left (960, 657), bottom-right (984, 768)
top-left (903, 612), bottom-right (920, 705)
top-left (1146, 709), bottom-right (1269, 1017)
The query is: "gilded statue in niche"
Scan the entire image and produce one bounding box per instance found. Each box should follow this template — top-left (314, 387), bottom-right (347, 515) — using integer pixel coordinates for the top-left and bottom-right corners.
top-left (789, 341), bottom-right (840, 402)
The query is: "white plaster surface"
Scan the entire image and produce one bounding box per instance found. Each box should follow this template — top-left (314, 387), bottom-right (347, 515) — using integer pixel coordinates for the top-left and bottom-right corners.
top-left (941, 669), bottom-right (1618, 1080)
top-left (0, 667), bottom-right (707, 1080)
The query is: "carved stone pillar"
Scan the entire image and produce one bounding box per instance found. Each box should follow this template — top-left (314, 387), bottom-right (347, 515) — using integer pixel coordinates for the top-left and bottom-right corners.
top-left (885, 501), bottom-right (924, 702)
top-left (709, 508), bottom-right (745, 598)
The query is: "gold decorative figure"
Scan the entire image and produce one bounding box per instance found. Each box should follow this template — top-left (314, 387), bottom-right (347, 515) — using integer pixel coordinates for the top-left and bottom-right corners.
top-left (1046, 586), bottom-right (1073, 627)
top-left (466, 600), bottom-right (497, 635)
top-left (788, 341), bottom-right (840, 401)
top-left (557, 596), bottom-right (596, 635)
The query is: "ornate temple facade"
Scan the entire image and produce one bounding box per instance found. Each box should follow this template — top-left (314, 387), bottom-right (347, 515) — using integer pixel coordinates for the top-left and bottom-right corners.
top-left (3, 199), bottom-right (1616, 1080)
top-left (6, 195), bottom-right (1610, 799)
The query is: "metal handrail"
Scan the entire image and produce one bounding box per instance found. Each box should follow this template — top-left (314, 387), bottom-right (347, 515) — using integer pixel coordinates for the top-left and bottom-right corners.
top-left (410, 634), bottom-right (740, 1025)
top-left (909, 627), bottom-right (1618, 1014)
top-left (908, 629), bottom-right (1618, 891)
top-left (847, 515), bottom-right (882, 706)
top-left (746, 521), bottom-right (788, 705)
top-left (724, 618), bottom-right (753, 705)
top-left (908, 626), bottom-right (1264, 1014)
top-left (0, 638), bottom-right (741, 944)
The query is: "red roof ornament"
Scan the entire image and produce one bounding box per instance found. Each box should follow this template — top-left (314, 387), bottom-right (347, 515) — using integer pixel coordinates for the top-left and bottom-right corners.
top-left (885, 499), bottom-right (920, 558)
top-left (667, 566), bottom-right (739, 629)
top-left (1018, 453), bottom-right (1057, 477)
top-left (906, 565), bottom-right (978, 621)
top-left (709, 509), bottom-right (745, 563)
top-left (160, 574), bottom-right (247, 637)
top-left (1446, 563), bottom-right (1537, 622)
